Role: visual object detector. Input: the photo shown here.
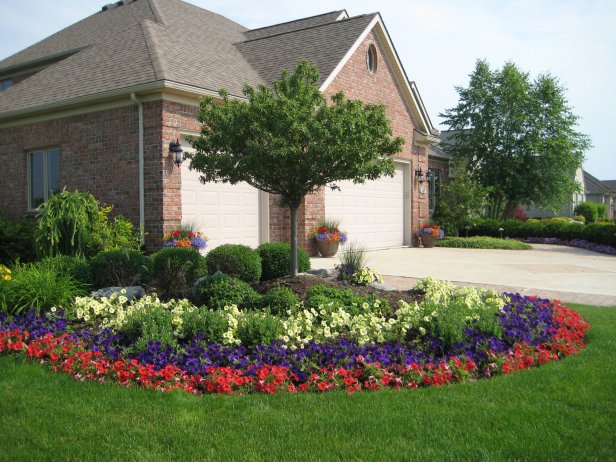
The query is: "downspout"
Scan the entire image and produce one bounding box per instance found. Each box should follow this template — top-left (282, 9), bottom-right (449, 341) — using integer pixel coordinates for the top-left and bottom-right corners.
top-left (130, 93), bottom-right (145, 245)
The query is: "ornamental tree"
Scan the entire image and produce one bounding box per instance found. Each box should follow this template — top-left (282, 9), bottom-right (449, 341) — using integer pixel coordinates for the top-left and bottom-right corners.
top-left (440, 60), bottom-right (591, 218)
top-left (188, 60), bottom-right (404, 277)
top-left (432, 161), bottom-right (489, 236)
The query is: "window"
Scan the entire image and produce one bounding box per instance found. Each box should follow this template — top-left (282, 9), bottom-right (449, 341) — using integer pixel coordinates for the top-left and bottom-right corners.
top-left (428, 169), bottom-right (441, 211)
top-left (0, 78), bottom-right (12, 91)
top-left (29, 149), bottom-right (60, 208)
top-left (367, 44), bottom-right (378, 74)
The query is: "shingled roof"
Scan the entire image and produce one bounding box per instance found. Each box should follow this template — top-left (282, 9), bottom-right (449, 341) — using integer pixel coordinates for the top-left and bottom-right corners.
top-left (584, 170), bottom-right (616, 195)
top-left (0, 0), bottom-right (433, 135)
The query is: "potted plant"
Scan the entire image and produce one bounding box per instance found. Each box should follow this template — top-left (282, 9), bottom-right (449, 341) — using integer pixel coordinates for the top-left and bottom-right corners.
top-left (416, 223), bottom-right (445, 248)
top-left (311, 219), bottom-right (348, 257)
top-left (163, 227), bottom-right (208, 252)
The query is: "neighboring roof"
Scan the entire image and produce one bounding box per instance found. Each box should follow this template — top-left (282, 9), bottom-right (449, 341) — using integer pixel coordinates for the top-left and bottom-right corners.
top-left (0, 0), bottom-right (435, 137)
top-left (602, 180), bottom-right (616, 191)
top-left (428, 143), bottom-right (452, 160)
top-left (584, 170), bottom-right (616, 196)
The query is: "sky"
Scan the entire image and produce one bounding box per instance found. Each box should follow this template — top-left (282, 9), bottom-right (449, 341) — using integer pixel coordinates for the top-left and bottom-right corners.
top-left (1, 0), bottom-right (615, 179)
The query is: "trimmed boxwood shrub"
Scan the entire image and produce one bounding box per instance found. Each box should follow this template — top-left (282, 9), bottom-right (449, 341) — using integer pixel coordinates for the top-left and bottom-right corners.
top-left (259, 285), bottom-right (300, 316)
top-left (90, 250), bottom-right (151, 288)
top-left (194, 274), bottom-right (261, 310)
top-left (257, 242), bottom-right (311, 281)
top-left (558, 222), bottom-right (585, 241)
top-left (34, 255), bottom-right (93, 287)
top-left (150, 247), bottom-right (206, 299)
top-left (204, 244), bottom-right (261, 282)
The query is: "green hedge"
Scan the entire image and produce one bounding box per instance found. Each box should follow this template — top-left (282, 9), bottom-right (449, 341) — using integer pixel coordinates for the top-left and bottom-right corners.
top-left (256, 242), bottom-right (311, 281)
top-left (467, 218), bottom-right (616, 246)
top-left (204, 244), bottom-right (262, 282)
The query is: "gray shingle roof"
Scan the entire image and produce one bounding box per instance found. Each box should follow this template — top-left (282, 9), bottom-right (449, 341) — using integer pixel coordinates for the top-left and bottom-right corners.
top-left (243, 11), bottom-right (347, 41)
top-left (0, 0), bottom-right (378, 119)
top-left (237, 14), bottom-right (377, 89)
top-left (584, 170), bottom-right (615, 195)
top-left (603, 180), bottom-right (616, 192)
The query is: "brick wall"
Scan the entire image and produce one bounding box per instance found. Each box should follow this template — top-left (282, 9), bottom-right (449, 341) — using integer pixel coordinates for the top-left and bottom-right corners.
top-left (0, 105), bottom-right (140, 226)
top-left (289, 30), bottom-right (431, 249)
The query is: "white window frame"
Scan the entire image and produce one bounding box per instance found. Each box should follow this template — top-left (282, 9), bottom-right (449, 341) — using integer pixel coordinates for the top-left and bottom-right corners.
top-left (28, 148), bottom-right (60, 210)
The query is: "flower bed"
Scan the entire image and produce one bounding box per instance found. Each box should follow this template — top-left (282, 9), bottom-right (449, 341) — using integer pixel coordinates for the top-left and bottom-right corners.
top-left (0, 283), bottom-right (590, 395)
top-left (519, 237), bottom-right (616, 255)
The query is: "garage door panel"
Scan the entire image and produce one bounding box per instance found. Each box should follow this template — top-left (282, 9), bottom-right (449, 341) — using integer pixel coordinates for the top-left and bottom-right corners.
top-left (325, 165), bottom-right (405, 250)
top-left (181, 164), bottom-right (260, 251)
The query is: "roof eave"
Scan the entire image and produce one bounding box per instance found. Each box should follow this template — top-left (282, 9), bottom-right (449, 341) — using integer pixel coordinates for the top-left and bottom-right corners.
top-left (0, 80), bottom-right (248, 124)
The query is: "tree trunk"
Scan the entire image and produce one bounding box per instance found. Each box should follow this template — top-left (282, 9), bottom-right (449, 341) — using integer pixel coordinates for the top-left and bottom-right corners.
top-left (289, 205), bottom-right (299, 278)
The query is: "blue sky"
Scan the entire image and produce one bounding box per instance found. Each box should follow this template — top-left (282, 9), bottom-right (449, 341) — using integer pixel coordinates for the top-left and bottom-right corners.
top-left (1, 0), bottom-right (614, 179)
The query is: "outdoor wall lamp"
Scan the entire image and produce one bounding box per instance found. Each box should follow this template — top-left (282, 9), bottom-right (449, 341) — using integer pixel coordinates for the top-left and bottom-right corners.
top-left (415, 167), bottom-right (426, 184)
top-left (169, 138), bottom-right (184, 167)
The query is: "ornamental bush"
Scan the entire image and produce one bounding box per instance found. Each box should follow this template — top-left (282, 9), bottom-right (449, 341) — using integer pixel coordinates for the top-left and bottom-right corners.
top-left (181, 309), bottom-right (230, 344)
top-left (120, 303), bottom-right (178, 354)
top-left (260, 285), bottom-right (300, 316)
top-left (150, 247), bottom-right (207, 300)
top-left (89, 250), bottom-right (152, 289)
top-left (0, 211), bottom-right (36, 264)
top-left (236, 311), bottom-right (284, 348)
top-left (574, 202), bottom-right (599, 224)
top-left (194, 274), bottom-right (261, 310)
top-left (204, 244), bottom-right (262, 282)
top-left (34, 255), bottom-right (93, 287)
top-left (257, 242), bottom-right (310, 281)
top-left (435, 237), bottom-right (532, 250)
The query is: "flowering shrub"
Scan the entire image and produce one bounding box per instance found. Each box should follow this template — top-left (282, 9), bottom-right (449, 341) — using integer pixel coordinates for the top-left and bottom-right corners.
top-left (311, 226), bottom-right (348, 243)
top-left (519, 237), bottom-right (616, 255)
top-left (163, 229), bottom-right (208, 250)
top-left (416, 224), bottom-right (445, 239)
top-left (0, 264), bottom-right (11, 281)
top-left (336, 265), bottom-right (383, 286)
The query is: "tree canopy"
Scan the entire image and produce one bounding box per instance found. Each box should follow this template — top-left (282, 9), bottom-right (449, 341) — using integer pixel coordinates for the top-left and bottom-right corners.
top-left (188, 60), bottom-right (404, 276)
top-left (440, 60), bottom-right (590, 218)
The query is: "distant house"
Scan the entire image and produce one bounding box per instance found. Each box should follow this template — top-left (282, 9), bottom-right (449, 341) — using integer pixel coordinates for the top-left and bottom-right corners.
top-left (583, 171), bottom-right (615, 219)
top-left (428, 130), bottom-right (615, 220)
top-left (0, 0), bottom-right (440, 253)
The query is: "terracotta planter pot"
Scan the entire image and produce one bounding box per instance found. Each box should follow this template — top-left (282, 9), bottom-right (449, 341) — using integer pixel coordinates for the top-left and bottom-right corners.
top-left (317, 240), bottom-right (340, 257)
top-left (420, 233), bottom-right (437, 248)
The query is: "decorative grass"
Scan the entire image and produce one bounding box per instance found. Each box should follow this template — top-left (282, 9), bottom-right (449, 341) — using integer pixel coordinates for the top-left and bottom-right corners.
top-left (0, 304), bottom-right (613, 461)
top-left (436, 236), bottom-right (532, 250)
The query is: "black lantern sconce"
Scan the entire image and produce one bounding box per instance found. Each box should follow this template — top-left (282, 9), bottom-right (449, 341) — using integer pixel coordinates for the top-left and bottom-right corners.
top-left (169, 138), bottom-right (184, 167)
top-left (415, 167), bottom-right (426, 184)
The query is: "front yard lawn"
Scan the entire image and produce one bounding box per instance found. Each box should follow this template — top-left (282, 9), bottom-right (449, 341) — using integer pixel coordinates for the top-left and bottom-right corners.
top-left (436, 236), bottom-right (533, 250)
top-left (1, 304), bottom-right (613, 461)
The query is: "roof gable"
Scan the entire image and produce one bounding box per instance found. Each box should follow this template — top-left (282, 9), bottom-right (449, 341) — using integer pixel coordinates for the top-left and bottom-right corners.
top-left (237, 15), bottom-right (376, 90)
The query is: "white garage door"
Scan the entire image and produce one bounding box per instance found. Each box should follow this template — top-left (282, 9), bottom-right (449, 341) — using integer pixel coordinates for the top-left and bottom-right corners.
top-left (181, 163), bottom-right (262, 251)
top-left (325, 164), bottom-right (407, 250)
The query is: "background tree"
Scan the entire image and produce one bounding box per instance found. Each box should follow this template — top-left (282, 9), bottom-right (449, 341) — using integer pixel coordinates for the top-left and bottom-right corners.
top-left (441, 60), bottom-right (590, 218)
top-left (432, 162), bottom-right (489, 236)
top-left (188, 60), bottom-right (404, 277)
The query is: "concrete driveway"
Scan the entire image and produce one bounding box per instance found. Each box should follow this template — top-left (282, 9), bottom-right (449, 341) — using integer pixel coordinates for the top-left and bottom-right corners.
top-left (309, 244), bottom-right (616, 306)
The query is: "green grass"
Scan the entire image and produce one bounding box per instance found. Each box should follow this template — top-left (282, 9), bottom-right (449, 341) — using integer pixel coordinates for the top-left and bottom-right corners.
top-left (1, 305), bottom-right (614, 461)
top-left (436, 236), bottom-right (533, 250)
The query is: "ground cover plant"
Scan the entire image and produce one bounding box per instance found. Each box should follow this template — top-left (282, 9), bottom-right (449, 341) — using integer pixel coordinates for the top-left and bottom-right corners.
top-left (436, 236), bottom-right (532, 250)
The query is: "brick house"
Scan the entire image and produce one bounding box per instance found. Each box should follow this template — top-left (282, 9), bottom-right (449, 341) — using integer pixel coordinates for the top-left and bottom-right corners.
top-left (0, 0), bottom-right (439, 254)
